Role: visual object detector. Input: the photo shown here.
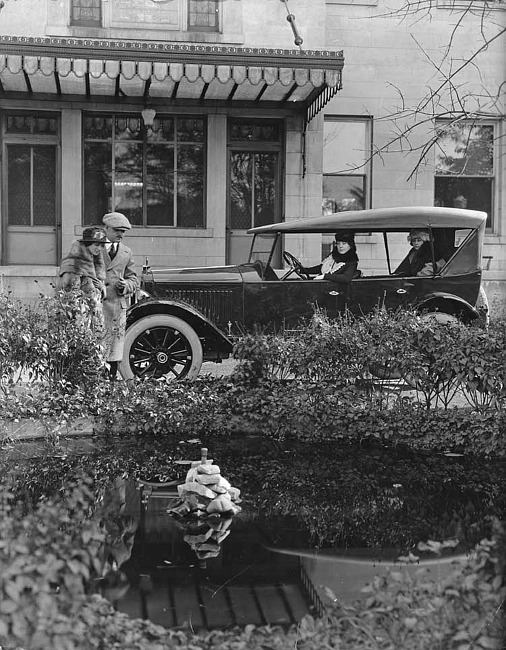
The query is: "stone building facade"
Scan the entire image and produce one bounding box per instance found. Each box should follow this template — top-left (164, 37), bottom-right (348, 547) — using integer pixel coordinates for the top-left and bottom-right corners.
top-left (0, 0), bottom-right (504, 311)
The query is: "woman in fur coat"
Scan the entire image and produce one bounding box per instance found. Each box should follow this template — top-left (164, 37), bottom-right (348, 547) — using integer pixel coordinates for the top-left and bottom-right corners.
top-left (59, 227), bottom-right (107, 325)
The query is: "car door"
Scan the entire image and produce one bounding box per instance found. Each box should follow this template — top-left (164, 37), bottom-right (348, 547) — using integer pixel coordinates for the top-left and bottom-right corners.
top-left (348, 275), bottom-right (438, 315)
top-left (242, 276), bottom-right (345, 332)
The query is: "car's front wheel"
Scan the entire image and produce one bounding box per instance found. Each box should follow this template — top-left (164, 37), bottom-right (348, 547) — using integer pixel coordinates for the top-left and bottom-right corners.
top-left (119, 314), bottom-right (203, 380)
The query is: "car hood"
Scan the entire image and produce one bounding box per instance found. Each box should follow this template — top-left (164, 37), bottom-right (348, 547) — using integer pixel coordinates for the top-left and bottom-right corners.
top-left (145, 264), bottom-right (244, 284)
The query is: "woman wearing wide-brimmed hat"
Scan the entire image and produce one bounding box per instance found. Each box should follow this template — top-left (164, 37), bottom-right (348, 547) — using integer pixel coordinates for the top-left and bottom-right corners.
top-left (59, 227), bottom-right (107, 305)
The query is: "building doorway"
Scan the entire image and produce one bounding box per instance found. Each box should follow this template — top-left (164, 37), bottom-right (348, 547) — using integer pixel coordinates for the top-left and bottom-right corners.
top-left (227, 119), bottom-right (283, 265)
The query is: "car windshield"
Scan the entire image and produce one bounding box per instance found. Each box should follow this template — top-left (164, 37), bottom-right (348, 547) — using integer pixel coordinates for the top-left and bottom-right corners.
top-left (249, 233), bottom-right (278, 266)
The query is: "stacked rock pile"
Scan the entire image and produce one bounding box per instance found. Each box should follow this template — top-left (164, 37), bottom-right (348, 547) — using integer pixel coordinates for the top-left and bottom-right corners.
top-left (170, 448), bottom-right (242, 518)
top-left (168, 448), bottom-right (242, 563)
top-left (180, 516), bottom-right (233, 561)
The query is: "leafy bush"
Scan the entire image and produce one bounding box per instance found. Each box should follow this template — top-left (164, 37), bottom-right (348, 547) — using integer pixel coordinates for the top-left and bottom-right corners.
top-left (0, 288), bottom-right (106, 393)
top-left (0, 474), bottom-right (106, 648)
top-left (0, 458), bottom-right (504, 649)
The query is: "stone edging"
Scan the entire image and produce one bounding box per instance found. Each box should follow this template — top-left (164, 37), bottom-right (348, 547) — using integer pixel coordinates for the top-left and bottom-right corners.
top-left (0, 417), bottom-right (95, 442)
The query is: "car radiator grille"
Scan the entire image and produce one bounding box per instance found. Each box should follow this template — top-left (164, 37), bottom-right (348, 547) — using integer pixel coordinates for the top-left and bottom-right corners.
top-left (167, 289), bottom-right (235, 329)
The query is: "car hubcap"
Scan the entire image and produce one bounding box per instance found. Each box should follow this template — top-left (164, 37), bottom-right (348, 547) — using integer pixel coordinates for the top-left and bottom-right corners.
top-left (156, 351), bottom-right (169, 364)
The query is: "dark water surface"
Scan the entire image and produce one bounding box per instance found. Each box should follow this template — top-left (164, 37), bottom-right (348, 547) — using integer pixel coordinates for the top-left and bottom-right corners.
top-left (99, 443), bottom-right (505, 633)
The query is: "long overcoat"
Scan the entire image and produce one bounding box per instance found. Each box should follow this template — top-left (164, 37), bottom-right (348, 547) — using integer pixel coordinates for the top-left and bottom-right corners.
top-left (102, 243), bottom-right (138, 362)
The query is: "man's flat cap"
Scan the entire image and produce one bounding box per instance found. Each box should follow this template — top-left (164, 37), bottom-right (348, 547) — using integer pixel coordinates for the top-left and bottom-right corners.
top-left (102, 212), bottom-right (132, 230)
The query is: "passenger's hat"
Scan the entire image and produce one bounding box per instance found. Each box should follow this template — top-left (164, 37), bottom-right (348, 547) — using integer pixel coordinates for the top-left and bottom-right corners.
top-left (334, 231), bottom-right (355, 244)
top-left (102, 212), bottom-right (132, 230)
top-left (79, 227), bottom-right (107, 244)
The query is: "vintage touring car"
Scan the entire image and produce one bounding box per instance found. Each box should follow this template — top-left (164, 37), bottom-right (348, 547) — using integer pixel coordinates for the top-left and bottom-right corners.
top-left (119, 206), bottom-right (488, 380)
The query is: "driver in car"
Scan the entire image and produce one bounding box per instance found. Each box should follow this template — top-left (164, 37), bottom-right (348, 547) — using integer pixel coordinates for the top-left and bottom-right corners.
top-left (299, 231), bottom-right (359, 284)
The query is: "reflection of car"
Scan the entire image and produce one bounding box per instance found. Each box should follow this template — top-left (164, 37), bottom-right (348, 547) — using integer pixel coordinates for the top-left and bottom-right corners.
top-left (119, 207), bottom-right (487, 380)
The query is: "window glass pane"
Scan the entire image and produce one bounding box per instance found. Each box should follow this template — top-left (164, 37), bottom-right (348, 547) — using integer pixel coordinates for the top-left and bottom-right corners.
top-left (147, 173), bottom-right (174, 226)
top-left (323, 120), bottom-right (369, 216)
top-left (177, 172), bottom-right (204, 228)
top-left (115, 116), bottom-right (143, 141)
top-left (114, 172), bottom-right (143, 226)
top-left (33, 147), bottom-right (56, 226)
top-left (177, 145), bottom-right (203, 173)
top-left (324, 121), bottom-right (367, 173)
top-left (84, 142), bottom-right (111, 171)
top-left (7, 145), bottom-right (31, 225)
top-left (230, 153), bottom-right (252, 229)
top-left (147, 117), bottom-right (174, 142)
top-left (33, 117), bottom-right (57, 135)
top-left (7, 114), bottom-right (57, 135)
top-left (146, 143), bottom-right (174, 171)
top-left (436, 124), bottom-right (493, 176)
top-left (229, 121), bottom-right (280, 142)
top-left (84, 143), bottom-right (112, 223)
top-left (177, 118), bottom-right (205, 143)
top-left (71, 0), bottom-right (101, 25)
top-left (115, 142), bottom-right (143, 172)
top-left (323, 175), bottom-right (365, 213)
top-left (188, 0), bottom-right (218, 30)
top-left (435, 177), bottom-right (493, 228)
top-left (84, 115), bottom-right (113, 140)
top-left (254, 153), bottom-right (276, 228)
top-left (84, 171), bottom-right (112, 223)
top-left (7, 115), bottom-right (32, 134)
top-left (435, 123), bottom-right (494, 227)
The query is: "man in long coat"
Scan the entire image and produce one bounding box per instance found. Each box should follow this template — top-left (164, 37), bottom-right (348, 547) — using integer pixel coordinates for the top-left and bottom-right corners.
top-left (102, 212), bottom-right (139, 379)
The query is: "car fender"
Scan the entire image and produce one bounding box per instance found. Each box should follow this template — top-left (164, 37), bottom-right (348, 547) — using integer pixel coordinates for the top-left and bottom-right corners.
top-left (126, 298), bottom-right (233, 356)
top-left (415, 292), bottom-right (479, 322)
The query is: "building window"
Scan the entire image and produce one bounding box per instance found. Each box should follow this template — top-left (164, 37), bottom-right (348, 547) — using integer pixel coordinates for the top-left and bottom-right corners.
top-left (3, 112), bottom-right (60, 265)
top-left (71, 0), bottom-right (102, 26)
top-left (188, 0), bottom-right (219, 32)
top-left (323, 118), bottom-right (371, 214)
top-left (83, 113), bottom-right (206, 228)
top-left (435, 122), bottom-right (495, 228)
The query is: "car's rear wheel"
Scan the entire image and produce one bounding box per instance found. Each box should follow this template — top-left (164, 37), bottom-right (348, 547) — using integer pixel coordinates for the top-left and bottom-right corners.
top-left (119, 315), bottom-right (203, 380)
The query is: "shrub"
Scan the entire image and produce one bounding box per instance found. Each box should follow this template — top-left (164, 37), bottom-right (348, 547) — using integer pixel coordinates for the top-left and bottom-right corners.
top-left (0, 474), bottom-right (106, 648)
top-left (0, 288), bottom-right (106, 393)
top-left (0, 459), bottom-right (504, 649)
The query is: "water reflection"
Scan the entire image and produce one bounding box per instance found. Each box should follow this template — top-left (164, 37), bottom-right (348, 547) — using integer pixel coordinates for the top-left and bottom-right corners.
top-left (101, 478), bottom-right (466, 631)
top-left (106, 483), bottom-right (319, 629)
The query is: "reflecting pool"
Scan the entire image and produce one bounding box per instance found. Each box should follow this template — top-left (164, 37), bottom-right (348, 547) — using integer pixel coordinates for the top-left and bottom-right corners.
top-left (100, 470), bottom-right (481, 632)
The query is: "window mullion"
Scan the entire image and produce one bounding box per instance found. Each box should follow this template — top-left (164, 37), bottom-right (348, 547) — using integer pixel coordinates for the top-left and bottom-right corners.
top-left (251, 153), bottom-right (256, 229)
top-left (174, 121), bottom-right (178, 227)
top-left (142, 130), bottom-right (147, 227)
top-left (30, 147), bottom-right (34, 227)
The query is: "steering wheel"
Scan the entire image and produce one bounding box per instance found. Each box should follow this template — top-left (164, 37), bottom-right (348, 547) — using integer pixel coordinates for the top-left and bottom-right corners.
top-left (281, 251), bottom-right (310, 280)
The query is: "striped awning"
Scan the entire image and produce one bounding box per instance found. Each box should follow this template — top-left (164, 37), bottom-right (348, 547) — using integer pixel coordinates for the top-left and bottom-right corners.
top-left (0, 35), bottom-right (344, 122)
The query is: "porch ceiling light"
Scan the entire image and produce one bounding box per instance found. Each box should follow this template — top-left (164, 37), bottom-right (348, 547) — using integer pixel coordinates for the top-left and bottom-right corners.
top-left (141, 107), bottom-right (157, 127)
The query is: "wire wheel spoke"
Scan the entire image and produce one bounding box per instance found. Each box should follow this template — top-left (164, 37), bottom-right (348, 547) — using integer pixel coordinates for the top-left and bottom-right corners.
top-left (130, 326), bottom-right (193, 378)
